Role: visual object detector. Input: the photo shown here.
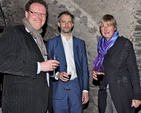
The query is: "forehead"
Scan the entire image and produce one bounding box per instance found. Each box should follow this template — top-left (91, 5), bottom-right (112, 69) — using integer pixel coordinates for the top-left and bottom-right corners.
top-left (30, 3), bottom-right (46, 12)
top-left (60, 14), bottom-right (72, 20)
top-left (101, 21), bottom-right (112, 25)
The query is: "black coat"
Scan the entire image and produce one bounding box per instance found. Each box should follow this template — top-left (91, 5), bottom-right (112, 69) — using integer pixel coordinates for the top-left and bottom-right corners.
top-left (0, 25), bottom-right (51, 113)
top-left (98, 36), bottom-right (141, 113)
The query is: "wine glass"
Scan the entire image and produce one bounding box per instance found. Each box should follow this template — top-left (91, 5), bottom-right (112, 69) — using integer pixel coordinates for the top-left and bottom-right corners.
top-left (67, 71), bottom-right (71, 80)
top-left (93, 66), bottom-right (104, 80)
top-left (64, 71), bottom-right (72, 90)
top-left (51, 55), bottom-right (59, 77)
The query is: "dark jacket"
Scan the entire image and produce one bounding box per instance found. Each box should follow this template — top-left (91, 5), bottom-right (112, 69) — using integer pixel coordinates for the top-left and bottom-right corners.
top-left (0, 25), bottom-right (51, 113)
top-left (98, 36), bottom-right (141, 113)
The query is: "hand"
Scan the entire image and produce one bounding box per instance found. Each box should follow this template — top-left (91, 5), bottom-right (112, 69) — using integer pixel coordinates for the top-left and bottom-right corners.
top-left (92, 70), bottom-right (105, 81)
top-left (57, 72), bottom-right (69, 82)
top-left (131, 99), bottom-right (141, 108)
top-left (82, 92), bottom-right (89, 104)
top-left (40, 60), bottom-right (59, 72)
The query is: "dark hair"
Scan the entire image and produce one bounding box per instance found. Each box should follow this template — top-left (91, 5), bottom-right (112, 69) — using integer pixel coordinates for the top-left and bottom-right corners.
top-left (25, 0), bottom-right (48, 12)
top-left (58, 11), bottom-right (74, 23)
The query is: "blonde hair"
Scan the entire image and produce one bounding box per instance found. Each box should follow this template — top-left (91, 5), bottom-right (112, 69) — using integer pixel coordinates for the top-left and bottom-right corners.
top-left (99, 14), bottom-right (117, 29)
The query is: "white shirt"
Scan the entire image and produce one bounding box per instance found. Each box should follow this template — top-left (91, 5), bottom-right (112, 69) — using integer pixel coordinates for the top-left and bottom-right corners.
top-left (61, 34), bottom-right (77, 80)
top-left (61, 34), bottom-right (88, 93)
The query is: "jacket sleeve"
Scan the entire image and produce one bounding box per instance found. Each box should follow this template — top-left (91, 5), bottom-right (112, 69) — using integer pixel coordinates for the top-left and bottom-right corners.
top-left (81, 40), bottom-right (89, 91)
top-left (126, 40), bottom-right (141, 100)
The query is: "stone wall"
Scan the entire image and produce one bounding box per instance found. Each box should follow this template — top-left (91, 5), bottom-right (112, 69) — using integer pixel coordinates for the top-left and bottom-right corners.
top-left (0, 0), bottom-right (141, 112)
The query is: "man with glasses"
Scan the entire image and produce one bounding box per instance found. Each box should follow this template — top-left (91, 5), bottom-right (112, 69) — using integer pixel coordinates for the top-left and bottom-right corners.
top-left (0, 0), bottom-right (59, 113)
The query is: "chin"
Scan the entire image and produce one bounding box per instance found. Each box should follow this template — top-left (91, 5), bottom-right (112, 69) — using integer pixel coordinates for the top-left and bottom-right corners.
top-left (34, 26), bottom-right (42, 30)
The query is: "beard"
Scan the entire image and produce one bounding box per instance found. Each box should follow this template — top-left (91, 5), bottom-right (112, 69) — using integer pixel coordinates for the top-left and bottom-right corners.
top-left (61, 26), bottom-right (72, 33)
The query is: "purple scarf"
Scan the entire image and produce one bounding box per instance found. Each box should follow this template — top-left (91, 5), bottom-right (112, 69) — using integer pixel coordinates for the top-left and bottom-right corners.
top-left (93, 31), bottom-right (119, 71)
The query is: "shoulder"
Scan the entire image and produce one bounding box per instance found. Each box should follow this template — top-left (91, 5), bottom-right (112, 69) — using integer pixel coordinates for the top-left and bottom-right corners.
top-left (73, 36), bottom-right (85, 43)
top-left (117, 36), bottom-right (131, 43)
top-left (116, 36), bottom-right (132, 46)
top-left (0, 25), bottom-right (25, 43)
top-left (1, 25), bottom-right (25, 39)
top-left (117, 36), bottom-right (127, 42)
top-left (4, 25), bottom-right (24, 32)
top-left (47, 35), bottom-right (60, 41)
top-left (117, 36), bottom-right (133, 51)
top-left (2, 25), bottom-right (27, 38)
top-left (46, 35), bottom-right (61, 46)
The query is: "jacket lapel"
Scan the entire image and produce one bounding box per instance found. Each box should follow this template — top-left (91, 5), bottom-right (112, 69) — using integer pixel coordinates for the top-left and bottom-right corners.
top-left (20, 25), bottom-right (44, 60)
top-left (57, 36), bottom-right (67, 72)
top-left (73, 37), bottom-right (78, 64)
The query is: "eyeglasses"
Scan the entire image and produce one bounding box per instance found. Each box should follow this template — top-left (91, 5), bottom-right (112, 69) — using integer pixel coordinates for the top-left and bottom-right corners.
top-left (28, 10), bottom-right (46, 18)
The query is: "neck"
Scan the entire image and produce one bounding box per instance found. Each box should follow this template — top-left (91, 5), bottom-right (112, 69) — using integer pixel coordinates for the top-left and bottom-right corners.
top-left (61, 32), bottom-right (72, 41)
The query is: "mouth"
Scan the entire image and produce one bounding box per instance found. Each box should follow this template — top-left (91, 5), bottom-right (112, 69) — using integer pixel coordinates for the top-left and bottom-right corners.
top-left (35, 20), bottom-right (42, 23)
top-left (104, 32), bottom-right (109, 35)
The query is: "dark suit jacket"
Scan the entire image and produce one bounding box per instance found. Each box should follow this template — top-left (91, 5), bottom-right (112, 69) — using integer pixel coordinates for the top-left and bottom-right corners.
top-left (0, 25), bottom-right (50, 113)
top-left (46, 35), bottom-right (89, 99)
top-left (98, 36), bottom-right (141, 113)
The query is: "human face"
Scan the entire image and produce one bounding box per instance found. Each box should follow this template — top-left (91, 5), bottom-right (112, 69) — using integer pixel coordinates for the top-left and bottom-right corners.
top-left (58, 14), bottom-right (74, 34)
top-left (25, 3), bottom-right (46, 30)
top-left (100, 22), bottom-right (116, 40)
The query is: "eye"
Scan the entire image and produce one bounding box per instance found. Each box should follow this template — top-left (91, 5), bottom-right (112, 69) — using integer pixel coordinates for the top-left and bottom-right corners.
top-left (41, 14), bottom-right (46, 17)
top-left (33, 12), bottom-right (38, 15)
top-left (107, 24), bottom-right (112, 27)
top-left (68, 21), bottom-right (72, 24)
top-left (101, 25), bottom-right (104, 28)
top-left (60, 20), bottom-right (65, 23)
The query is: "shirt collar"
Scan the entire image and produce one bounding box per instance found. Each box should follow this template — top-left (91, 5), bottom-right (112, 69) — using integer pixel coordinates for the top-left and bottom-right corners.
top-left (25, 27), bottom-right (30, 33)
top-left (61, 34), bottom-right (73, 42)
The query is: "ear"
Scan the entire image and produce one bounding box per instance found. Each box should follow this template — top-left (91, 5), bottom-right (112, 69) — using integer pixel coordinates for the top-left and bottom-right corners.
top-left (72, 23), bottom-right (74, 27)
top-left (25, 11), bottom-right (28, 18)
top-left (114, 26), bottom-right (117, 31)
top-left (57, 22), bottom-right (60, 27)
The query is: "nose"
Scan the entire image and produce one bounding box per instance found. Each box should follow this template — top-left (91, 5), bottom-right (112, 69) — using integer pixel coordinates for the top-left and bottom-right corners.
top-left (103, 27), bottom-right (108, 31)
top-left (36, 14), bottom-right (42, 19)
top-left (101, 26), bottom-right (109, 31)
top-left (65, 22), bottom-right (69, 26)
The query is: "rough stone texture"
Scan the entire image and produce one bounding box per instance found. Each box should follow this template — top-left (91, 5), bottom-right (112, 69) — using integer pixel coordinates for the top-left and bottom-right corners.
top-left (0, 0), bottom-right (141, 112)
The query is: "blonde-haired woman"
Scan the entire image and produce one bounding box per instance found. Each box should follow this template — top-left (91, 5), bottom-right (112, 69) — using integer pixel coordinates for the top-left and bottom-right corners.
top-left (93, 14), bottom-right (141, 113)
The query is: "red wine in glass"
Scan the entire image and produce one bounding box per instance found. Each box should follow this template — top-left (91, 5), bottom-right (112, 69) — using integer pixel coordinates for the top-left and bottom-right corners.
top-left (68, 74), bottom-right (71, 80)
top-left (67, 72), bottom-right (71, 80)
